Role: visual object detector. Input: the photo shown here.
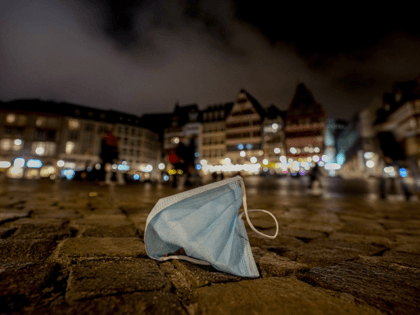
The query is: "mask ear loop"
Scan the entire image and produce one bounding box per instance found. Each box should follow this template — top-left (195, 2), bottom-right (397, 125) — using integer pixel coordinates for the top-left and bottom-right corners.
top-left (238, 178), bottom-right (279, 239)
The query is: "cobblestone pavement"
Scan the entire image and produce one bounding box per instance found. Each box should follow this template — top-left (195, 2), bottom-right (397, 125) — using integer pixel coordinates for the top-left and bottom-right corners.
top-left (0, 176), bottom-right (419, 315)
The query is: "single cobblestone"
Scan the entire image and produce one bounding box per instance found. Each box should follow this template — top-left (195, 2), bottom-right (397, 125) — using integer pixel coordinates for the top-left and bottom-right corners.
top-left (194, 276), bottom-right (384, 315)
top-left (11, 218), bottom-right (75, 240)
top-left (66, 259), bottom-right (172, 301)
top-left (252, 247), bottom-right (309, 277)
top-left (171, 260), bottom-right (243, 288)
top-left (0, 239), bottom-right (57, 261)
top-left (59, 237), bottom-right (147, 260)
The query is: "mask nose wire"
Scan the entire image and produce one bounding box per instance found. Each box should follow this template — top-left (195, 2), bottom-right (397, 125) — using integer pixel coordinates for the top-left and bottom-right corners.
top-left (238, 179), bottom-right (279, 239)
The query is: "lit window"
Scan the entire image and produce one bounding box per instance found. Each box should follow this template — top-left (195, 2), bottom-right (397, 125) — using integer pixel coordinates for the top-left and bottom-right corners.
top-left (68, 119), bottom-right (80, 130)
top-left (36, 117), bottom-right (47, 127)
top-left (66, 141), bottom-right (75, 154)
top-left (6, 114), bottom-right (16, 123)
top-left (0, 139), bottom-right (12, 150)
top-left (32, 142), bottom-right (48, 156)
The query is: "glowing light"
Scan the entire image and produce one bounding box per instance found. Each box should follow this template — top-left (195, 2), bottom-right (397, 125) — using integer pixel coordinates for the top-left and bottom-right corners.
top-left (207, 163), bottom-right (261, 173)
top-left (141, 164), bottom-right (154, 172)
top-left (0, 161), bottom-right (11, 168)
top-left (304, 147), bottom-right (308, 152)
top-left (290, 147), bottom-right (297, 154)
top-left (250, 157), bottom-right (257, 163)
top-left (322, 155), bottom-right (329, 162)
top-left (280, 156), bottom-right (287, 163)
top-left (259, 150), bottom-right (264, 156)
top-left (64, 162), bottom-right (76, 169)
top-left (118, 164), bottom-right (130, 171)
top-left (366, 161), bottom-right (375, 168)
top-left (35, 147), bottom-right (45, 155)
top-left (158, 163), bottom-right (165, 170)
top-left (122, 161), bottom-right (127, 165)
top-left (95, 163), bottom-right (101, 170)
top-left (314, 147), bottom-right (320, 153)
top-left (240, 151), bottom-right (246, 157)
top-left (57, 160), bottom-right (65, 167)
top-left (173, 137), bottom-right (180, 144)
top-left (27, 159), bottom-right (42, 168)
top-left (337, 153), bottom-right (345, 165)
top-left (299, 170), bottom-right (305, 175)
top-left (263, 159), bottom-right (268, 165)
top-left (14, 139), bottom-right (22, 146)
top-left (399, 168), bottom-right (407, 177)
top-left (246, 144), bottom-right (252, 150)
top-left (133, 174), bottom-right (140, 180)
top-left (163, 175), bottom-right (169, 181)
top-left (14, 158), bottom-right (25, 168)
top-left (196, 164), bottom-right (202, 170)
top-left (313, 155), bottom-right (320, 162)
top-left (200, 159), bottom-right (207, 165)
top-left (307, 157), bottom-right (312, 162)
top-left (195, 152), bottom-right (199, 157)
top-left (8, 166), bottom-right (23, 178)
top-left (271, 123), bottom-right (278, 130)
top-left (288, 158), bottom-right (293, 163)
top-left (274, 148), bottom-right (280, 154)
top-left (237, 144), bottom-right (244, 150)
top-left (364, 152), bottom-right (374, 159)
top-left (177, 169), bottom-right (183, 175)
top-left (309, 147), bottom-right (314, 153)
top-left (325, 163), bottom-right (341, 170)
top-left (292, 161), bottom-right (299, 170)
top-left (112, 164), bottom-right (117, 170)
top-left (318, 161), bottom-right (325, 167)
top-left (384, 166), bottom-right (394, 173)
top-left (224, 157), bottom-right (231, 164)
top-left (62, 169), bottom-right (75, 180)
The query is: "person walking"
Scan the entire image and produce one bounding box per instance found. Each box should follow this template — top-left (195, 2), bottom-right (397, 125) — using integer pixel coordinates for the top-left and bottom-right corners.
top-left (99, 128), bottom-right (125, 186)
top-left (376, 131), bottom-right (412, 200)
top-left (308, 163), bottom-right (322, 189)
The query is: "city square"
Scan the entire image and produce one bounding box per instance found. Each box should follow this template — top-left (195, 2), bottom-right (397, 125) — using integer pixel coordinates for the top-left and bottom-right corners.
top-left (1, 175), bottom-right (419, 314)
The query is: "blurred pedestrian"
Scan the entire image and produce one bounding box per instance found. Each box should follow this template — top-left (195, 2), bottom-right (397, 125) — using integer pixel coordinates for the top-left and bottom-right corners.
top-left (308, 163), bottom-right (322, 189)
top-left (99, 128), bottom-right (125, 186)
top-left (376, 131), bottom-right (412, 200)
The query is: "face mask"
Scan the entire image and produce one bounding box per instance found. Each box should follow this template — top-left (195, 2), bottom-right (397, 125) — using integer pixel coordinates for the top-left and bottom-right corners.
top-left (144, 175), bottom-right (278, 277)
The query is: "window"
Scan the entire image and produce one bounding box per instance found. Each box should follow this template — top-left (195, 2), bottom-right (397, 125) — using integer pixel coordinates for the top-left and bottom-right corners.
top-left (131, 128), bottom-right (135, 136)
top-left (68, 131), bottom-right (79, 141)
top-left (0, 139), bottom-right (12, 150)
top-left (47, 117), bottom-right (57, 127)
top-left (35, 117), bottom-right (47, 127)
top-left (65, 141), bottom-right (75, 154)
top-left (125, 127), bottom-right (129, 135)
top-left (68, 119), bottom-right (80, 130)
top-left (85, 123), bottom-right (95, 131)
top-left (138, 130), bottom-right (143, 137)
top-left (6, 114), bottom-right (16, 124)
top-left (32, 142), bottom-right (56, 156)
top-left (137, 140), bottom-right (141, 146)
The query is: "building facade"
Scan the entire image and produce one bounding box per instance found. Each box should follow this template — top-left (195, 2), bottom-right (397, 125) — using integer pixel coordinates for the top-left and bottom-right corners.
top-left (284, 83), bottom-right (326, 172)
top-left (0, 100), bottom-right (161, 181)
top-left (262, 105), bottom-right (287, 169)
top-left (225, 90), bottom-right (266, 169)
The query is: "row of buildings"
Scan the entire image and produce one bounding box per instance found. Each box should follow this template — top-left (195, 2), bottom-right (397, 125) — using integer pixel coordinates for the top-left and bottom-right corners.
top-left (1, 75), bottom-right (419, 181)
top-left (333, 75), bottom-right (420, 179)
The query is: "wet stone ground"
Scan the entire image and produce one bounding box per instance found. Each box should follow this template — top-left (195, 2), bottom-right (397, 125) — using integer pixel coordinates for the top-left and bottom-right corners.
top-left (0, 177), bottom-right (419, 315)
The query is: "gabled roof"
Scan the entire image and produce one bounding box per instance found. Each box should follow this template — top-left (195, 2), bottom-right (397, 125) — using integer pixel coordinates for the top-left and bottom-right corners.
top-left (172, 103), bottom-right (201, 125)
top-left (286, 83), bottom-right (324, 118)
top-left (202, 102), bottom-right (233, 121)
top-left (238, 89), bottom-right (267, 119)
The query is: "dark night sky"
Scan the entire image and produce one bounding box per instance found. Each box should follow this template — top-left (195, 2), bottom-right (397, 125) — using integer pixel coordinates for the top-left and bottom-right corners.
top-left (1, 0), bottom-right (420, 119)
